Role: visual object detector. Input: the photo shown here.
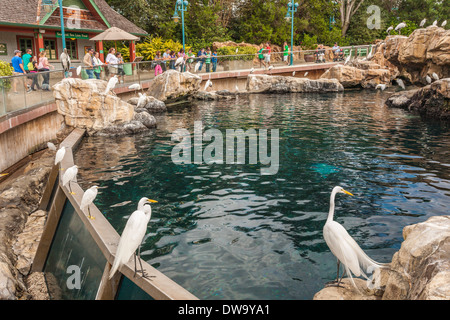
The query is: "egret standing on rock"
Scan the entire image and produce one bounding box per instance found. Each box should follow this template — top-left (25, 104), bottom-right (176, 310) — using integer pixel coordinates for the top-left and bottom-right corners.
top-left (204, 79), bottom-right (212, 91)
top-left (47, 142), bottom-right (57, 151)
top-left (420, 18), bottom-right (427, 27)
top-left (323, 186), bottom-right (386, 289)
top-left (62, 165), bottom-right (78, 195)
top-left (104, 75), bottom-right (118, 95)
top-left (137, 92), bottom-right (147, 109)
top-left (250, 68), bottom-right (255, 74)
top-left (432, 20), bottom-right (438, 26)
top-left (432, 72), bottom-right (439, 81)
top-left (109, 197), bottom-right (158, 279)
top-left (375, 84), bottom-right (386, 91)
top-left (396, 78), bottom-right (406, 90)
top-left (426, 75), bottom-right (432, 84)
top-left (80, 185), bottom-right (99, 220)
top-left (386, 26), bottom-right (394, 35)
top-left (76, 65), bottom-right (82, 76)
top-left (395, 22), bottom-right (407, 35)
top-left (442, 20), bottom-right (447, 28)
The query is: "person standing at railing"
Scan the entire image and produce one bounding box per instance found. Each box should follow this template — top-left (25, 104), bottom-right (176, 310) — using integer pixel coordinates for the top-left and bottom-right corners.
top-left (258, 46), bottom-right (267, 69)
top-left (93, 51), bottom-right (104, 80)
top-left (154, 51), bottom-right (163, 76)
top-left (169, 51), bottom-right (176, 70)
top-left (106, 48), bottom-right (118, 79)
top-left (283, 42), bottom-right (289, 65)
top-left (186, 49), bottom-right (195, 72)
top-left (205, 48), bottom-right (211, 73)
top-left (37, 51), bottom-right (54, 91)
top-left (11, 50), bottom-right (27, 94)
top-left (22, 48), bottom-right (33, 89)
top-left (212, 49), bottom-right (218, 72)
top-left (162, 49), bottom-right (171, 72)
top-left (116, 52), bottom-right (126, 84)
top-left (197, 48), bottom-right (206, 72)
top-left (27, 55), bottom-right (40, 92)
top-left (83, 47), bottom-right (95, 79)
top-left (264, 42), bottom-right (271, 67)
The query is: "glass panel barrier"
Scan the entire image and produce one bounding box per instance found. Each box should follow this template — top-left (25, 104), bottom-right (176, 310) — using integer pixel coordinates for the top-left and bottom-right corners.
top-left (43, 199), bottom-right (106, 300)
top-left (115, 276), bottom-right (153, 300)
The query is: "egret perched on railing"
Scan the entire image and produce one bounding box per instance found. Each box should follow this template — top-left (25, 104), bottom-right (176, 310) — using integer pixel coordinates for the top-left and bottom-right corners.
top-left (80, 185), bottom-right (99, 220)
top-left (62, 165), bottom-right (78, 195)
top-left (54, 146), bottom-right (66, 168)
top-left (109, 197), bottom-right (158, 279)
top-left (323, 186), bottom-right (386, 289)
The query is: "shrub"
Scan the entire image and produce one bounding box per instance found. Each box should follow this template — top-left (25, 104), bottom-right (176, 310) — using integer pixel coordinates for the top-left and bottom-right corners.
top-left (0, 60), bottom-right (13, 91)
top-left (216, 46), bottom-right (258, 61)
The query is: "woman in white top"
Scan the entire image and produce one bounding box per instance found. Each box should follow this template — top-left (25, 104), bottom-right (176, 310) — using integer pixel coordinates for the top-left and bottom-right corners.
top-left (105, 48), bottom-right (119, 78)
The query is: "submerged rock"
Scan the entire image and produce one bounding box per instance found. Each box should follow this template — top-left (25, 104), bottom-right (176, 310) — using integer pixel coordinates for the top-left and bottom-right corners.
top-left (147, 70), bottom-right (202, 102)
top-left (386, 79), bottom-right (450, 120)
top-left (246, 74), bottom-right (344, 93)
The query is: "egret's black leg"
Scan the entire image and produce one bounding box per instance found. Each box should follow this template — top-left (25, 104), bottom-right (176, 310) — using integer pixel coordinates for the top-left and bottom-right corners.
top-left (136, 244), bottom-right (155, 280)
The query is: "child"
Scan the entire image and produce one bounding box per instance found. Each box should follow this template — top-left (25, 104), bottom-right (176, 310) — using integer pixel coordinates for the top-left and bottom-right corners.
top-left (27, 55), bottom-right (40, 92)
top-left (212, 50), bottom-right (218, 72)
top-left (258, 46), bottom-right (266, 68)
top-left (283, 41), bottom-right (289, 65)
top-left (205, 48), bottom-right (211, 73)
top-left (116, 52), bottom-right (125, 83)
top-left (186, 49), bottom-right (195, 72)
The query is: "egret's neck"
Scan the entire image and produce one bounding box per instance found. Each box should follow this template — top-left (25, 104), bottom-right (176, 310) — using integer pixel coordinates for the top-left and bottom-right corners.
top-left (327, 189), bottom-right (338, 223)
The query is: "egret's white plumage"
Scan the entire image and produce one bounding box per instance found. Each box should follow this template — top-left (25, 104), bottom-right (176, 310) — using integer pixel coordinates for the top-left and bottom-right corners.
top-left (367, 46), bottom-right (374, 60)
top-left (235, 48), bottom-right (239, 54)
top-left (55, 146), bottom-right (66, 166)
top-left (268, 65), bottom-right (274, 70)
top-left (62, 165), bottom-right (78, 194)
top-left (420, 18), bottom-right (427, 27)
top-left (432, 72), bottom-right (439, 81)
top-left (323, 186), bottom-right (386, 289)
top-left (174, 56), bottom-right (184, 70)
top-left (76, 65), bottom-right (82, 75)
top-left (80, 186), bottom-right (99, 219)
top-left (304, 72), bottom-right (308, 77)
top-left (386, 26), bottom-right (394, 34)
top-left (47, 142), bottom-right (57, 151)
top-left (104, 75), bottom-right (118, 95)
top-left (426, 75), bottom-right (432, 84)
top-left (292, 71), bottom-right (295, 77)
top-left (375, 84), bottom-right (386, 91)
top-left (109, 197), bottom-right (157, 279)
top-left (137, 92), bottom-right (147, 108)
top-left (204, 79), bottom-right (212, 91)
top-left (194, 61), bottom-right (201, 73)
top-left (395, 22), bottom-right (407, 34)
top-left (60, 48), bottom-right (71, 73)
top-left (432, 20), bottom-right (438, 26)
top-left (442, 20), bottom-right (447, 27)
top-left (128, 83), bottom-right (141, 91)
top-left (250, 68), bottom-right (255, 74)
top-left (396, 78), bottom-right (405, 90)
top-left (344, 50), bottom-right (352, 65)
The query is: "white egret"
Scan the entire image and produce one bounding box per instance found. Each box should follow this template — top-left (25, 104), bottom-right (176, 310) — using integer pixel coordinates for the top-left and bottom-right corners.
top-left (323, 186), bottom-right (386, 289)
top-left (292, 71), bottom-right (296, 77)
top-left (386, 26), bottom-right (394, 35)
top-left (250, 68), bottom-right (255, 74)
top-left (367, 46), bottom-right (374, 60)
top-left (80, 185), bottom-right (99, 220)
top-left (375, 84), bottom-right (386, 91)
top-left (420, 18), bottom-right (427, 27)
top-left (47, 142), bottom-right (57, 151)
top-left (137, 92), bottom-right (147, 109)
top-left (174, 56), bottom-right (185, 72)
top-left (128, 83), bottom-right (141, 91)
top-left (396, 78), bottom-right (405, 90)
top-left (76, 65), bottom-right (82, 76)
top-left (104, 75), bottom-right (118, 95)
top-left (432, 72), bottom-right (439, 81)
top-left (304, 72), bottom-right (309, 77)
top-left (55, 146), bottom-right (66, 167)
top-left (109, 197), bottom-right (158, 279)
top-left (426, 75), bottom-right (432, 84)
top-left (235, 85), bottom-right (239, 92)
top-left (432, 20), bottom-right (438, 26)
top-left (204, 79), bottom-right (212, 91)
top-left (344, 50), bottom-right (352, 65)
top-left (60, 48), bottom-right (71, 75)
top-left (62, 165), bottom-right (78, 195)
top-left (395, 22), bottom-right (407, 35)
top-left (235, 48), bottom-right (239, 54)
top-left (442, 20), bottom-right (447, 27)
top-left (194, 61), bottom-right (201, 73)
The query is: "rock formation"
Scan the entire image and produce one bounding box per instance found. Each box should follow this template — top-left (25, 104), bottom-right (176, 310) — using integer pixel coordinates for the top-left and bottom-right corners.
top-left (314, 215), bottom-right (450, 300)
top-left (246, 74), bottom-right (344, 93)
top-left (127, 95), bottom-right (167, 113)
top-left (385, 79), bottom-right (450, 120)
top-left (147, 70), bottom-right (202, 102)
top-left (384, 26), bottom-right (450, 84)
top-left (53, 78), bottom-right (156, 136)
top-left (320, 64), bottom-right (391, 89)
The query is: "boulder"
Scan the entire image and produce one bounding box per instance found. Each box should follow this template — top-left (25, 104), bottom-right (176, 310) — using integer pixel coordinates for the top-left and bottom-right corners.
top-left (147, 70), bottom-right (202, 102)
top-left (246, 74), bottom-right (344, 93)
top-left (386, 79), bottom-right (450, 120)
top-left (320, 64), bottom-right (390, 89)
top-left (313, 278), bottom-right (382, 300)
top-left (382, 215), bottom-right (450, 300)
top-left (53, 78), bottom-right (155, 136)
top-left (128, 95), bottom-right (167, 113)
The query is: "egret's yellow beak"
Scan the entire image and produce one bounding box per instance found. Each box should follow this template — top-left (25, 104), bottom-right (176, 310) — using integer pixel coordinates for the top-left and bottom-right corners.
top-left (147, 199), bottom-right (158, 203)
top-left (0, 173), bottom-right (8, 177)
top-left (342, 189), bottom-right (354, 196)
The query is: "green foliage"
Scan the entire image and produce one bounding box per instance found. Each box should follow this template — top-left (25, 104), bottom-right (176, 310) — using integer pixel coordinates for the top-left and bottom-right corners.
top-left (118, 36), bottom-right (189, 62)
top-left (216, 46), bottom-right (258, 61)
top-left (301, 34), bottom-right (318, 50)
top-left (0, 60), bottom-right (13, 90)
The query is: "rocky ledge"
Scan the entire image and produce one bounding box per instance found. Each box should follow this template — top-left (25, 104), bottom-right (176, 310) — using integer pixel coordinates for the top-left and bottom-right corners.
top-left (53, 78), bottom-right (157, 136)
top-left (246, 74), bottom-right (344, 93)
top-left (385, 78), bottom-right (450, 120)
top-left (314, 215), bottom-right (450, 300)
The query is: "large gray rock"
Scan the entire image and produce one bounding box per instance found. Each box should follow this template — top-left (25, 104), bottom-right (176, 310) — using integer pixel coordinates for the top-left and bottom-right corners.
top-left (147, 70), bottom-right (202, 101)
top-left (128, 95), bottom-right (167, 113)
top-left (246, 74), bottom-right (344, 93)
top-left (320, 64), bottom-right (391, 89)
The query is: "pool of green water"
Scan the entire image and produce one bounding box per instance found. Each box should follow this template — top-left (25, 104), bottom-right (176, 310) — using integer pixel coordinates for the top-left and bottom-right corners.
top-left (75, 90), bottom-right (450, 299)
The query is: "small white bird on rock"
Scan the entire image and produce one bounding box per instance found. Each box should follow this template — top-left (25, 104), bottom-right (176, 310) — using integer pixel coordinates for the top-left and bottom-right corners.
top-left (104, 75), bottom-right (119, 95)
top-left (137, 92), bottom-right (147, 108)
top-left (426, 75), bottom-right (432, 84)
top-left (432, 72), bottom-right (439, 81)
top-left (47, 142), bottom-right (57, 151)
top-left (395, 22), bottom-right (407, 35)
top-left (420, 18), bottom-right (427, 27)
top-left (375, 84), bottom-right (386, 91)
top-left (204, 79), bottom-right (212, 91)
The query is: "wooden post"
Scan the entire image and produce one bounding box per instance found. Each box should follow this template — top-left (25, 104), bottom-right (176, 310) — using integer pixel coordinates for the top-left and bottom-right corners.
top-left (97, 40), bottom-right (104, 62)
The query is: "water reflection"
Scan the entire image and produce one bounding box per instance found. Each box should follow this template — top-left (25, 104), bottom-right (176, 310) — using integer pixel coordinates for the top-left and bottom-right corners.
top-left (75, 89), bottom-right (450, 299)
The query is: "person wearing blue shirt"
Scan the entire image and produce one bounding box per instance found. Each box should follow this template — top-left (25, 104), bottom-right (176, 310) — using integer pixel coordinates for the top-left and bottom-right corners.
top-left (212, 50), bottom-right (218, 72)
top-left (197, 48), bottom-right (206, 72)
top-left (11, 50), bottom-right (27, 94)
